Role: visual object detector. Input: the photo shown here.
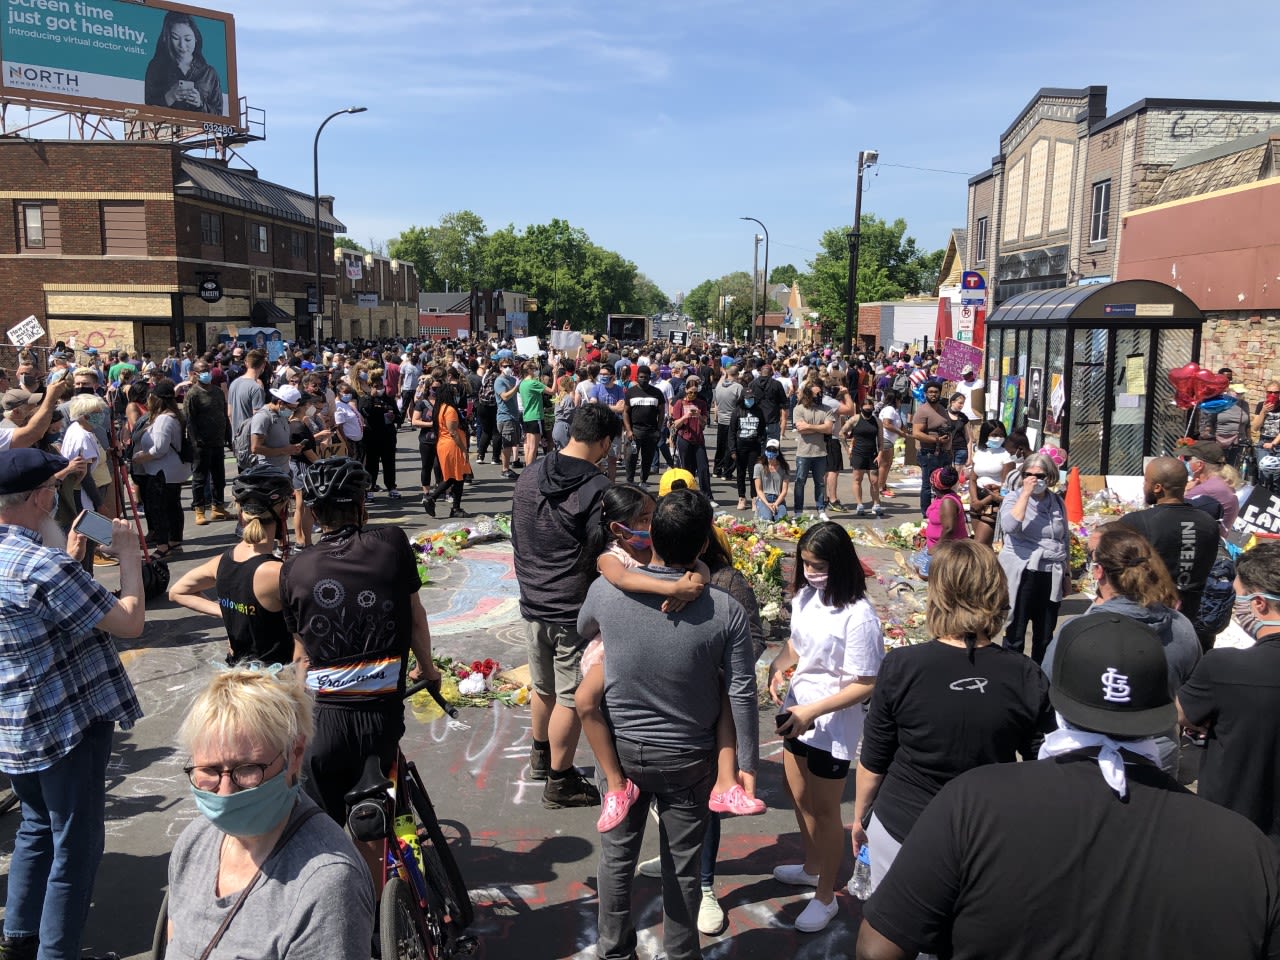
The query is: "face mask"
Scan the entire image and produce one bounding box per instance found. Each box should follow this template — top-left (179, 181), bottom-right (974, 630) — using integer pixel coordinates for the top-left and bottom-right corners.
top-left (341, 394), bottom-right (354, 403)
top-left (1268, 393), bottom-right (1280, 405)
top-left (618, 525), bottom-right (651, 549)
top-left (744, 397), bottom-right (756, 408)
top-left (502, 367), bottom-right (513, 377)
top-left (1033, 479), bottom-right (1048, 495)
top-left (190, 769), bottom-right (299, 838)
top-left (804, 569), bottom-right (829, 590)
top-left (1185, 459), bottom-right (1195, 477)
top-left (46, 485), bottom-right (59, 518)
top-left (358, 372), bottom-right (368, 381)
top-left (75, 385), bottom-right (96, 395)
top-left (987, 437), bottom-right (1005, 450)
top-left (597, 376), bottom-right (610, 385)
top-left (765, 451), bottom-right (778, 460)
top-left (861, 407), bottom-right (873, 417)
top-left (1233, 594), bottom-right (1280, 640)
top-left (197, 372), bottom-right (212, 384)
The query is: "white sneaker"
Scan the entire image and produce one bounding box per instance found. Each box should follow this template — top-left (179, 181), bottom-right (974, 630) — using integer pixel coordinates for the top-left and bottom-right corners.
top-left (794, 895), bottom-right (839, 933)
top-left (772, 863), bottom-right (820, 886)
top-left (697, 887), bottom-right (726, 935)
top-left (853, 504), bottom-right (865, 516)
top-left (710, 500), bottom-right (720, 510)
top-left (636, 855), bottom-right (662, 878)
top-left (818, 511), bottom-right (830, 522)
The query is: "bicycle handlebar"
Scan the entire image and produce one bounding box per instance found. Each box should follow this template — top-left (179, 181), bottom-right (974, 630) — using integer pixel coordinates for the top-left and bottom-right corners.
top-left (405, 676), bottom-right (459, 719)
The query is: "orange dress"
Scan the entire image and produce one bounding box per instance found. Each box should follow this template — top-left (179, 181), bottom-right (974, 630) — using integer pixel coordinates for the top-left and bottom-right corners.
top-left (436, 404), bottom-right (471, 482)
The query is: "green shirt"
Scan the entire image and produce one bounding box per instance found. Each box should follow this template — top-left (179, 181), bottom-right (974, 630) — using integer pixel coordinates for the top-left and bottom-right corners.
top-left (518, 378), bottom-right (546, 423)
top-left (108, 361), bottom-right (135, 384)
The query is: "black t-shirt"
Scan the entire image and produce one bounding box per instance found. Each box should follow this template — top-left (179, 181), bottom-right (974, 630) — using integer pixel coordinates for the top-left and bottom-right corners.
top-left (732, 409), bottom-right (764, 444)
top-left (864, 752), bottom-right (1280, 960)
top-left (280, 525), bottom-right (422, 708)
top-left (1117, 503), bottom-right (1219, 623)
top-left (1179, 637), bottom-right (1280, 849)
top-left (748, 375), bottom-right (788, 425)
top-left (624, 384), bottom-right (665, 436)
top-left (359, 393), bottom-right (397, 437)
top-left (1257, 402), bottom-right (1280, 442)
top-left (860, 641), bottom-right (1054, 842)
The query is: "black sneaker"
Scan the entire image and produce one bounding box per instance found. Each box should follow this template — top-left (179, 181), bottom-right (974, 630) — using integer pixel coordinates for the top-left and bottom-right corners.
top-left (502, 469), bottom-right (518, 480)
top-left (529, 743), bottom-right (551, 781)
top-left (542, 769), bottom-right (601, 809)
top-left (0, 938), bottom-right (37, 960)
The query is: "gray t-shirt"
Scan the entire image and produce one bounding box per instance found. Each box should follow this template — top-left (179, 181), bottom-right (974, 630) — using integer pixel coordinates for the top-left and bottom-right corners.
top-left (578, 568), bottom-right (759, 774)
top-left (249, 405), bottom-right (291, 472)
top-left (793, 402), bottom-right (833, 459)
top-left (714, 380), bottom-right (743, 425)
top-left (228, 374), bottom-right (265, 436)
top-left (165, 796), bottom-right (374, 959)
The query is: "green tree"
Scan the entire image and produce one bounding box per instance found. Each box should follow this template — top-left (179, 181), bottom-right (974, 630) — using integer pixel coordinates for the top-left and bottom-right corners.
top-left (388, 210), bottom-right (488, 292)
top-left (333, 235), bottom-right (369, 253)
top-left (769, 263), bottom-right (799, 287)
top-left (629, 273), bottom-right (670, 316)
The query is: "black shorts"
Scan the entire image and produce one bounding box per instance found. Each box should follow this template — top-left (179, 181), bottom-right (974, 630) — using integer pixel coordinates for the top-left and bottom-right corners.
top-left (522, 419), bottom-right (543, 436)
top-left (850, 449), bottom-right (876, 471)
top-left (303, 703), bottom-right (404, 824)
top-left (825, 438), bottom-right (845, 471)
top-left (783, 736), bottom-right (851, 780)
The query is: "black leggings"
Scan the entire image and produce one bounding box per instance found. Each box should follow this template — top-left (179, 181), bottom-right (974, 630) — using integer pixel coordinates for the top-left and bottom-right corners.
top-left (427, 477), bottom-right (465, 509)
top-left (735, 440), bottom-right (762, 498)
top-left (1003, 569), bottom-right (1062, 664)
top-left (676, 437), bottom-right (711, 494)
top-left (364, 436), bottom-right (397, 491)
top-left (418, 440), bottom-right (443, 488)
top-left (142, 472), bottom-right (184, 546)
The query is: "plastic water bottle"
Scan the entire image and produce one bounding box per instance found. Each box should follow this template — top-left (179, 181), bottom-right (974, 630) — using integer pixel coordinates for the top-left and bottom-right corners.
top-left (848, 844), bottom-right (873, 900)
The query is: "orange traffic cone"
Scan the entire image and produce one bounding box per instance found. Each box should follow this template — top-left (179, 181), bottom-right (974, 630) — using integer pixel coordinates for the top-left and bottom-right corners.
top-left (1065, 466), bottom-right (1084, 524)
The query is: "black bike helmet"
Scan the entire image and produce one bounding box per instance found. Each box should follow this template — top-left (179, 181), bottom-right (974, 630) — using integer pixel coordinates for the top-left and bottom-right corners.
top-left (301, 456), bottom-right (371, 507)
top-left (230, 463), bottom-right (293, 510)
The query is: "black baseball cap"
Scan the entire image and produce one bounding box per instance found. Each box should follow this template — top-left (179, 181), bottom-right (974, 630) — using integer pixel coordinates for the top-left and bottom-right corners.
top-left (1050, 614), bottom-right (1176, 738)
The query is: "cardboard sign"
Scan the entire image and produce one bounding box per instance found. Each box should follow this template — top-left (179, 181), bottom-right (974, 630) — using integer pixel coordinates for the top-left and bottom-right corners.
top-left (515, 335), bottom-right (541, 357)
top-left (7, 315), bottom-right (45, 347)
top-left (936, 338), bottom-right (983, 382)
top-left (1234, 486), bottom-right (1280, 536)
top-left (550, 330), bottom-right (581, 351)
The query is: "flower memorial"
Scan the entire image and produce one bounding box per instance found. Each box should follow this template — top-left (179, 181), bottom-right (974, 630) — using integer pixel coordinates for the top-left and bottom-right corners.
top-left (411, 514), bottom-right (511, 583)
top-left (714, 516), bottom-right (787, 618)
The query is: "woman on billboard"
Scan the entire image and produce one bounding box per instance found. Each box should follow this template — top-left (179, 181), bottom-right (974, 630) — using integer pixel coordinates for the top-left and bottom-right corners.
top-left (144, 11), bottom-right (223, 115)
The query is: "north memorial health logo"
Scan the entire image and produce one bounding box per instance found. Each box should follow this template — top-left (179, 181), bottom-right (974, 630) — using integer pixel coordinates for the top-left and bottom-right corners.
top-left (6, 64), bottom-right (82, 93)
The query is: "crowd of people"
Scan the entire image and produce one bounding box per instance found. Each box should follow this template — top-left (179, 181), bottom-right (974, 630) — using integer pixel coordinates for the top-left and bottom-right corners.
top-left (0, 331), bottom-right (1279, 959)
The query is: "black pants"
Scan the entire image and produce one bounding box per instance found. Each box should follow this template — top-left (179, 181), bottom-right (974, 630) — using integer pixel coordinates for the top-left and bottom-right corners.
top-left (427, 477), bottom-right (464, 509)
top-left (418, 440), bottom-right (443, 488)
top-left (190, 442), bottom-right (225, 508)
top-left (397, 391), bottom-right (414, 427)
top-left (364, 434), bottom-right (397, 490)
top-left (735, 440), bottom-right (762, 498)
top-left (713, 423), bottom-right (733, 477)
top-left (475, 403), bottom-right (499, 461)
top-left (1003, 569), bottom-right (1061, 664)
top-left (626, 432), bottom-right (660, 484)
top-left (143, 472), bottom-right (184, 546)
top-left (676, 436), bottom-right (711, 494)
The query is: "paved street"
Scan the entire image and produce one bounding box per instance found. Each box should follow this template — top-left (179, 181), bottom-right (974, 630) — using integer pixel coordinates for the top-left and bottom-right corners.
top-left (0, 436), bottom-right (1076, 959)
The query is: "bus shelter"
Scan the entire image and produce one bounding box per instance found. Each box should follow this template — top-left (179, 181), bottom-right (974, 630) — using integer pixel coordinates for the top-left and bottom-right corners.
top-left (983, 279), bottom-right (1204, 476)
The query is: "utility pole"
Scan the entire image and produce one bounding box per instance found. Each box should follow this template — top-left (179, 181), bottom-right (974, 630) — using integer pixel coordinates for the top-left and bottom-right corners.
top-left (751, 234), bottom-right (761, 341)
top-left (843, 149), bottom-right (878, 356)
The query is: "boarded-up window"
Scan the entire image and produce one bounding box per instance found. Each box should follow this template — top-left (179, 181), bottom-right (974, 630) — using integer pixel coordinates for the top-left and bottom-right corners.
top-left (102, 202), bottom-right (147, 255)
top-left (18, 201), bottom-right (59, 253)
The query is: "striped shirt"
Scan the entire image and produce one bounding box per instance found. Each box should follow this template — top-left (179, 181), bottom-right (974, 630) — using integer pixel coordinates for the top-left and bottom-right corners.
top-left (0, 525), bottom-right (142, 774)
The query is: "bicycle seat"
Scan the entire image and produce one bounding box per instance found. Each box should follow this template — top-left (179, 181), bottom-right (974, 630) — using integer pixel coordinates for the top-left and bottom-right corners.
top-left (344, 755), bottom-right (393, 807)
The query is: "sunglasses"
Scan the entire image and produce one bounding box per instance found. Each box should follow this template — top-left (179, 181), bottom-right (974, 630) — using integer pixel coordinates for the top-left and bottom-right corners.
top-left (1024, 472), bottom-right (1046, 479)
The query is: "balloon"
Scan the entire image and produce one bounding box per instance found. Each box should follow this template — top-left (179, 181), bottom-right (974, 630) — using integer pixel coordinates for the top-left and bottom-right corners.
top-left (1198, 395), bottom-right (1235, 415)
top-left (912, 384), bottom-right (926, 404)
top-left (1167, 363), bottom-right (1226, 409)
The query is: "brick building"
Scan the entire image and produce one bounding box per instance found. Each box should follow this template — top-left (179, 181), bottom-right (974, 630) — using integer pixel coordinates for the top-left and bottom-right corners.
top-left (0, 139), bottom-right (416, 361)
top-left (966, 86), bottom-right (1280, 305)
top-left (1117, 129), bottom-right (1280, 399)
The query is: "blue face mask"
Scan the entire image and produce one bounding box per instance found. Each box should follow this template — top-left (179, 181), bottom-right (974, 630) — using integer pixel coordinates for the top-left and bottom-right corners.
top-left (766, 451), bottom-right (778, 460)
top-left (744, 397), bottom-right (756, 408)
top-left (987, 437), bottom-right (1005, 450)
top-left (198, 372), bottom-right (212, 384)
top-left (597, 375), bottom-right (611, 385)
top-left (191, 768), bottom-right (299, 838)
top-left (619, 525), bottom-right (651, 548)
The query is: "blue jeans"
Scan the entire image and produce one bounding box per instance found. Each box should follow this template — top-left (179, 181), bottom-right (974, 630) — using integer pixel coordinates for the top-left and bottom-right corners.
top-left (794, 454), bottom-right (828, 514)
top-left (5, 721), bottom-right (114, 959)
top-left (917, 449), bottom-right (948, 518)
top-left (597, 740), bottom-right (713, 960)
top-left (755, 497), bottom-right (788, 522)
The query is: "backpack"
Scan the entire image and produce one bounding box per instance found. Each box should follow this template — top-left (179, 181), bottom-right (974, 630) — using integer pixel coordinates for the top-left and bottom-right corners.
top-left (1194, 552), bottom-right (1236, 639)
top-left (892, 372), bottom-right (911, 396)
top-left (233, 416), bottom-right (256, 470)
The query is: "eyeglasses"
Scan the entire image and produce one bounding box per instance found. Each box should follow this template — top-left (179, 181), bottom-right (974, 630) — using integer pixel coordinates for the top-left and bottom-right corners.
top-left (1024, 472), bottom-right (1046, 479)
top-left (185, 752), bottom-right (283, 791)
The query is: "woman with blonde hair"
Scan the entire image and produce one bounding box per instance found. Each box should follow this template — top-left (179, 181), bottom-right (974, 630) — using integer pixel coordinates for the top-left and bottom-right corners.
top-left (168, 465), bottom-right (295, 666)
top-left (851, 538), bottom-right (1053, 896)
top-left (161, 666), bottom-right (373, 957)
top-left (1043, 523), bottom-right (1200, 775)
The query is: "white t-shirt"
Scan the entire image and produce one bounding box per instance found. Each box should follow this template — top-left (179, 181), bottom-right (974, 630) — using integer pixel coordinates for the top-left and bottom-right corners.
top-left (335, 400), bottom-right (363, 441)
top-left (877, 405), bottom-right (902, 447)
top-left (971, 448), bottom-right (1012, 490)
top-left (953, 379), bottom-right (981, 419)
top-left (60, 422), bottom-right (101, 511)
top-left (786, 591), bottom-right (883, 760)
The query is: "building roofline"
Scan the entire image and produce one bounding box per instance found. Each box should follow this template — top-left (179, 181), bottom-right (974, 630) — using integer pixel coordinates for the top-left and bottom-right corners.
top-left (1090, 97), bottom-right (1280, 134)
top-left (969, 167), bottom-right (994, 186)
top-left (1000, 86), bottom-right (1106, 143)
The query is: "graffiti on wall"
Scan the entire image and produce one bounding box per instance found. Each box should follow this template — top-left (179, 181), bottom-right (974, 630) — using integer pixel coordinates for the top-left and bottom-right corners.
top-left (48, 320), bottom-right (134, 354)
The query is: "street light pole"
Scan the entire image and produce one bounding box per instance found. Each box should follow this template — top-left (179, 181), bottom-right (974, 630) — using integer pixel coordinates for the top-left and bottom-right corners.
top-left (740, 216), bottom-right (769, 338)
top-left (313, 106), bottom-right (367, 345)
top-left (843, 149), bottom-right (877, 357)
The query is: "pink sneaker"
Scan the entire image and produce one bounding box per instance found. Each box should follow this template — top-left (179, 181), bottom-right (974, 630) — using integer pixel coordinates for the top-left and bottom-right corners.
top-left (709, 784), bottom-right (766, 816)
top-left (596, 779), bottom-right (639, 832)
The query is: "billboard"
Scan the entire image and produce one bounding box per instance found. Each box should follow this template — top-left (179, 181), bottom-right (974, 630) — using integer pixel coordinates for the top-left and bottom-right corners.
top-left (1, 0), bottom-right (239, 129)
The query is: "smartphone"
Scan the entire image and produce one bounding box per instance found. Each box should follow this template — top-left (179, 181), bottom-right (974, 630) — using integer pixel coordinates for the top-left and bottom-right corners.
top-left (72, 510), bottom-right (113, 547)
top-left (775, 710), bottom-right (791, 732)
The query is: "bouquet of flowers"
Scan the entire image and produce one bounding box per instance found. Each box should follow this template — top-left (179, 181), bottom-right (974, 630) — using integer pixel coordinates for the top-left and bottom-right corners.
top-left (882, 520), bottom-right (925, 552)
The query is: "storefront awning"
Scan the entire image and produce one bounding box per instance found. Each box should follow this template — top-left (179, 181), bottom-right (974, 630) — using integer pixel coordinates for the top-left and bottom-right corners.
top-left (987, 279), bottom-right (1204, 327)
top-left (251, 300), bottom-right (293, 324)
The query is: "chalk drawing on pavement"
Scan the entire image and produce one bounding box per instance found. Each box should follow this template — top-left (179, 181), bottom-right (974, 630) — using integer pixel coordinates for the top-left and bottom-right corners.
top-left (424, 546), bottom-right (522, 636)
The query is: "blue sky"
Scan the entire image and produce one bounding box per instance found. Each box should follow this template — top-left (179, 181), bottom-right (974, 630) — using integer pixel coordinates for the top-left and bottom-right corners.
top-left (212, 0), bottom-right (1277, 298)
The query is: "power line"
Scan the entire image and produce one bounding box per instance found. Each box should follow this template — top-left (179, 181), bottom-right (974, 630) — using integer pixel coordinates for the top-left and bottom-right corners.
top-left (877, 161), bottom-right (972, 176)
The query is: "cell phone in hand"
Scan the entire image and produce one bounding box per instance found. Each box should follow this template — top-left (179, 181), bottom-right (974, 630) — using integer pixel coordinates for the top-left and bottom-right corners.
top-left (72, 510), bottom-right (113, 546)
top-left (775, 710), bottom-right (791, 733)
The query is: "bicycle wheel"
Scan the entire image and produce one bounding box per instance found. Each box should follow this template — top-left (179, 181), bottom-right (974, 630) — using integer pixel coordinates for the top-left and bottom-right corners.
top-left (150, 890), bottom-right (169, 960)
top-left (404, 763), bottom-right (474, 929)
top-left (380, 876), bottom-right (434, 960)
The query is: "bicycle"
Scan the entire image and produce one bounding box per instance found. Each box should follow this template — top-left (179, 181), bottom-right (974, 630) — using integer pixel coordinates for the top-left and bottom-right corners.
top-left (346, 678), bottom-right (477, 960)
